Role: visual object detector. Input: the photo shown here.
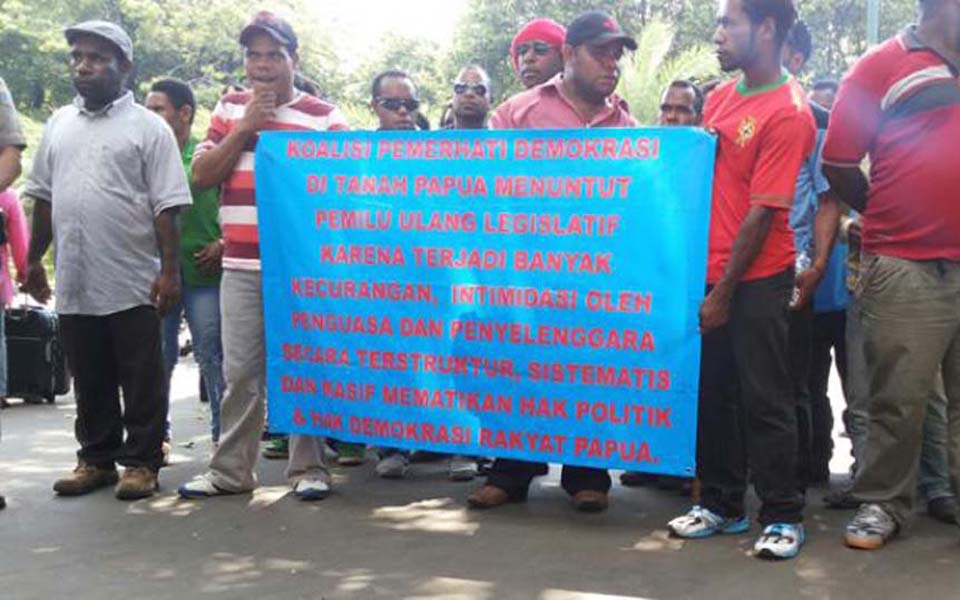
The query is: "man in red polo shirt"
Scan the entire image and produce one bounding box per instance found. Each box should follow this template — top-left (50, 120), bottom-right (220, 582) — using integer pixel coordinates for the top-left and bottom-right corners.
top-left (666, 0), bottom-right (815, 560)
top-left (467, 10), bottom-right (637, 513)
top-left (823, 0), bottom-right (960, 550)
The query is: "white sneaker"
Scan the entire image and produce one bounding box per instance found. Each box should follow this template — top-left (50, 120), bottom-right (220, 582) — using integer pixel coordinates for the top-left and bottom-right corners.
top-left (376, 453), bottom-right (408, 479)
top-left (178, 474), bottom-right (235, 499)
top-left (667, 505), bottom-right (750, 538)
top-left (845, 503), bottom-right (898, 549)
top-left (292, 478), bottom-right (331, 501)
top-left (448, 456), bottom-right (478, 481)
top-left (754, 523), bottom-right (805, 560)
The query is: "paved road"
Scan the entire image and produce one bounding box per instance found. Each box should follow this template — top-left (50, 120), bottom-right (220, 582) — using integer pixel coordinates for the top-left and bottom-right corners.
top-left (0, 359), bottom-right (957, 599)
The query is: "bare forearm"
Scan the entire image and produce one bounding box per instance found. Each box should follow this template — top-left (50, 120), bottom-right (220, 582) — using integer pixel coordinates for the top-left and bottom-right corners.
top-left (714, 205), bottom-right (776, 298)
top-left (191, 127), bottom-right (253, 189)
top-left (0, 146), bottom-right (22, 190)
top-left (154, 208), bottom-right (181, 275)
top-left (811, 192), bottom-right (841, 271)
top-left (26, 197), bottom-right (52, 264)
top-left (823, 165), bottom-right (868, 213)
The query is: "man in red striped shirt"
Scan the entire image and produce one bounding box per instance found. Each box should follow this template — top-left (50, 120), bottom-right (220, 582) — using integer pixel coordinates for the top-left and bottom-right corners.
top-left (823, 0), bottom-right (960, 550)
top-left (179, 11), bottom-right (348, 501)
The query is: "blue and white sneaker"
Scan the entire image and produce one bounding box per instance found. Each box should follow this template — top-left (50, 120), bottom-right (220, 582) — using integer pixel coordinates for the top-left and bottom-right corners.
top-left (754, 523), bottom-right (805, 560)
top-left (292, 477), bottom-right (331, 501)
top-left (667, 505), bottom-right (750, 539)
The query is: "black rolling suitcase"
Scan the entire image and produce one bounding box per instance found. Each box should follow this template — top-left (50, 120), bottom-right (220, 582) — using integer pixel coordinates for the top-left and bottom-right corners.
top-left (5, 304), bottom-right (70, 403)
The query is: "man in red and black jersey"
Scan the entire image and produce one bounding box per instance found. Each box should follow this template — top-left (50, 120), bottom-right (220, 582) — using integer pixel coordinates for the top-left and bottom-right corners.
top-left (666, 0), bottom-right (815, 561)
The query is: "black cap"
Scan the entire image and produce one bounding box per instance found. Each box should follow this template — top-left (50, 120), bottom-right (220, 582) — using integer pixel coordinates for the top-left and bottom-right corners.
top-left (566, 11), bottom-right (637, 50)
top-left (239, 11), bottom-right (298, 52)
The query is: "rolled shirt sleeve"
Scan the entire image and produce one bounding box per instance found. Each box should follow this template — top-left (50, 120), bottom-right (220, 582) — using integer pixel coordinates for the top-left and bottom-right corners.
top-left (144, 118), bottom-right (192, 216)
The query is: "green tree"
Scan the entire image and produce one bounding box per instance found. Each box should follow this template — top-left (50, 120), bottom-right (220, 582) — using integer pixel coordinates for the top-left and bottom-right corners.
top-left (618, 19), bottom-right (720, 124)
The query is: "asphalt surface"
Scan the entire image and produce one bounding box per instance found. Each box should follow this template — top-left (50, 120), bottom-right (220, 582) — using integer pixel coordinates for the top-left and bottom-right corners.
top-left (0, 357), bottom-right (957, 600)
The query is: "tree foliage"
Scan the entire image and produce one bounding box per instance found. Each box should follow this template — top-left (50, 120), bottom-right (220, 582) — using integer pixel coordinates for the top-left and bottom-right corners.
top-left (0, 0), bottom-right (927, 129)
top-left (618, 19), bottom-right (719, 124)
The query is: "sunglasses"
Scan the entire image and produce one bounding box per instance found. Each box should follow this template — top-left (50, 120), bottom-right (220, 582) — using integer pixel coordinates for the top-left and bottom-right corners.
top-left (453, 82), bottom-right (488, 96)
top-left (375, 97), bottom-right (420, 112)
top-left (516, 41), bottom-right (553, 57)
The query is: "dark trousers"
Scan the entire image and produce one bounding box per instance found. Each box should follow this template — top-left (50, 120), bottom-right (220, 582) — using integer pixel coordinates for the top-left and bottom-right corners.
top-left (60, 306), bottom-right (167, 471)
top-left (789, 305), bottom-right (816, 486)
top-left (698, 270), bottom-right (804, 524)
top-left (486, 459), bottom-right (611, 499)
top-left (808, 310), bottom-right (847, 479)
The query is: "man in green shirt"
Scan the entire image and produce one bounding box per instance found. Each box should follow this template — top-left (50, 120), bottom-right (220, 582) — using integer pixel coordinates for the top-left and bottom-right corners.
top-left (146, 79), bottom-right (224, 445)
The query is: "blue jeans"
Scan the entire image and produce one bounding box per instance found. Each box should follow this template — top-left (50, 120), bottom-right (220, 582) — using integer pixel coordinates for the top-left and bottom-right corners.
top-left (161, 284), bottom-right (224, 442)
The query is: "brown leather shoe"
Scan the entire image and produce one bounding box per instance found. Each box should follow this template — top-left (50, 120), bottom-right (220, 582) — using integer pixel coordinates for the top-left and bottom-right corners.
top-left (467, 485), bottom-right (519, 509)
top-left (53, 462), bottom-right (119, 496)
top-left (115, 467), bottom-right (159, 500)
top-left (572, 490), bottom-right (609, 513)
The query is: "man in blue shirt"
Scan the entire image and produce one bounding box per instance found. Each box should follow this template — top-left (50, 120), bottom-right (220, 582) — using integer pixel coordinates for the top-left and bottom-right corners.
top-left (781, 21), bottom-right (841, 486)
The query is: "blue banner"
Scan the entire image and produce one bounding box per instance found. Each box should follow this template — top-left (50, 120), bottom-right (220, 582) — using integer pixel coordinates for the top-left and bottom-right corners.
top-left (256, 128), bottom-right (714, 476)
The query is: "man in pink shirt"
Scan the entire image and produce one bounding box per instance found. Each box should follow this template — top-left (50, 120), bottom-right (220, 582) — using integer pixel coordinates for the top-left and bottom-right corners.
top-left (468, 11), bottom-right (637, 513)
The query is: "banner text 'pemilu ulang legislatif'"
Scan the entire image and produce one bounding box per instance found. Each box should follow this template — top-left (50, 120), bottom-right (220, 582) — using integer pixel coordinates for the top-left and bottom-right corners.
top-left (255, 127), bottom-right (714, 476)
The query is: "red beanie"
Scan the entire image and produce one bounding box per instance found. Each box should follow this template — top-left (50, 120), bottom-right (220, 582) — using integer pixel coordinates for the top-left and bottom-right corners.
top-left (510, 18), bottom-right (566, 71)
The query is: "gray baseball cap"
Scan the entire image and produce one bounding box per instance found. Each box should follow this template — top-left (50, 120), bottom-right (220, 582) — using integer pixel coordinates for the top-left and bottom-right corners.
top-left (65, 20), bottom-right (133, 62)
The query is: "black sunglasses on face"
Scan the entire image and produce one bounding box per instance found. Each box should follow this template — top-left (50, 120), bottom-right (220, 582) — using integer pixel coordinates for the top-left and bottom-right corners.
top-left (586, 43), bottom-right (625, 62)
top-left (516, 41), bottom-right (553, 57)
top-left (453, 82), bottom-right (488, 96)
top-left (375, 97), bottom-right (420, 112)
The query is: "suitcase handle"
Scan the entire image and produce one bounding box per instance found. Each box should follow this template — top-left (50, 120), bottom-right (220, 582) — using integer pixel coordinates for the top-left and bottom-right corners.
top-left (9, 291), bottom-right (47, 314)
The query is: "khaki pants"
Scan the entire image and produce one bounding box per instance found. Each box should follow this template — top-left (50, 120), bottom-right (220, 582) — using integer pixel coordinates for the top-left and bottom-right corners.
top-left (852, 254), bottom-right (960, 525)
top-left (208, 269), bottom-right (328, 492)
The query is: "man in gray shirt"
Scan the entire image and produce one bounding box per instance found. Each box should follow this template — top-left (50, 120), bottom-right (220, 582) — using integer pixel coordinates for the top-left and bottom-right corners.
top-left (23, 21), bottom-right (191, 501)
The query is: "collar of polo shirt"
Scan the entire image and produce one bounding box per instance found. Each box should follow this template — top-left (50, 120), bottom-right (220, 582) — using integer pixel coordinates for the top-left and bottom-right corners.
top-left (73, 90), bottom-right (134, 116)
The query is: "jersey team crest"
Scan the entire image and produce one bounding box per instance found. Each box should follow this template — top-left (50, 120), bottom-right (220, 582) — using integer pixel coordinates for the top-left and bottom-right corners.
top-left (736, 116), bottom-right (757, 147)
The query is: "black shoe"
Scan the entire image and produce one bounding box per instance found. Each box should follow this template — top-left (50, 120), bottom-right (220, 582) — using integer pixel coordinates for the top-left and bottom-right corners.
top-left (824, 488), bottom-right (860, 510)
top-left (928, 497), bottom-right (959, 525)
top-left (620, 471), bottom-right (658, 487)
top-left (0, 494), bottom-right (5, 510)
top-left (409, 450), bottom-right (447, 463)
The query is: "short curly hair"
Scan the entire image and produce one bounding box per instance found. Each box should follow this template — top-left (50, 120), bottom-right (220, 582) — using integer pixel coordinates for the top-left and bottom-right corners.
top-left (742, 0), bottom-right (798, 46)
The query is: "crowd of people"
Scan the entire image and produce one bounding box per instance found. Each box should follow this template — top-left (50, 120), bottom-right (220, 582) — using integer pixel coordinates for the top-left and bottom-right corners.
top-left (0, 0), bottom-right (956, 563)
